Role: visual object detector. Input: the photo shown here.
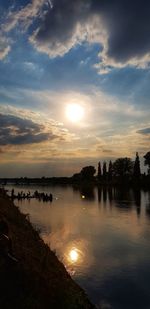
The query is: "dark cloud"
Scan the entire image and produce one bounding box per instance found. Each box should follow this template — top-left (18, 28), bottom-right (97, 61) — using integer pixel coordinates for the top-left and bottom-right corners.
top-left (30, 0), bottom-right (91, 57)
top-left (93, 0), bottom-right (150, 63)
top-left (2, 0), bottom-right (150, 68)
top-left (0, 113), bottom-right (56, 145)
top-left (30, 0), bottom-right (150, 68)
top-left (36, 0), bottom-right (88, 41)
top-left (137, 127), bottom-right (150, 135)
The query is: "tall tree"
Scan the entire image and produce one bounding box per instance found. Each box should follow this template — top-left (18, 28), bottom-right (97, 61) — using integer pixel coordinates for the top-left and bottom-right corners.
top-left (103, 161), bottom-right (107, 180)
top-left (144, 152), bottom-right (150, 174)
top-left (133, 152), bottom-right (141, 178)
top-left (97, 162), bottom-right (101, 181)
top-left (80, 166), bottom-right (96, 179)
top-left (113, 157), bottom-right (133, 178)
top-left (108, 160), bottom-right (113, 181)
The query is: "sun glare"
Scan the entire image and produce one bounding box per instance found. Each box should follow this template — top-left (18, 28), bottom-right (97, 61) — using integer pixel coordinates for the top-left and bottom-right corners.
top-left (66, 103), bottom-right (84, 123)
top-left (69, 249), bottom-right (79, 262)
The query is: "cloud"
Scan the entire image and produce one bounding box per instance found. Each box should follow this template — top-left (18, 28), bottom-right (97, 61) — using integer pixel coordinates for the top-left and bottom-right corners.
top-left (0, 88), bottom-right (149, 167)
top-left (0, 86), bottom-right (148, 135)
top-left (2, 0), bottom-right (45, 33)
top-left (0, 104), bottom-right (78, 155)
top-left (2, 0), bottom-right (150, 70)
top-left (0, 113), bottom-right (56, 145)
top-left (92, 0), bottom-right (150, 72)
top-left (0, 0), bottom-right (46, 60)
top-left (0, 34), bottom-right (11, 60)
top-left (29, 0), bottom-right (150, 71)
top-left (29, 0), bottom-right (106, 58)
top-left (137, 127), bottom-right (150, 135)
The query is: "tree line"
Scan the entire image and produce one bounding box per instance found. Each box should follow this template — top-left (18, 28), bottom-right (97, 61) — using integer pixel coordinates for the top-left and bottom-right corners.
top-left (72, 151), bottom-right (150, 186)
top-left (0, 152), bottom-right (150, 187)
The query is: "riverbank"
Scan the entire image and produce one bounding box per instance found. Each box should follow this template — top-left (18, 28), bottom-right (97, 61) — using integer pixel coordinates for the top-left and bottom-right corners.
top-left (1, 174), bottom-right (150, 189)
top-left (0, 191), bottom-right (95, 309)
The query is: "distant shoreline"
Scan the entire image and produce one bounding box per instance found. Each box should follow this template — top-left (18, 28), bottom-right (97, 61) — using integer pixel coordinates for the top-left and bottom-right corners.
top-left (0, 175), bottom-right (150, 189)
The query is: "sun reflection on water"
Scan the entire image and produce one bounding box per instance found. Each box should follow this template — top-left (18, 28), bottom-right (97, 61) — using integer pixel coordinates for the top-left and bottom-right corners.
top-left (65, 245), bottom-right (85, 268)
top-left (69, 249), bottom-right (79, 263)
top-left (65, 247), bottom-right (82, 275)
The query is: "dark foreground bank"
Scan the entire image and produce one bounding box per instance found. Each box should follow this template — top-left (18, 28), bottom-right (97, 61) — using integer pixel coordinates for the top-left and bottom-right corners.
top-left (0, 192), bottom-right (95, 309)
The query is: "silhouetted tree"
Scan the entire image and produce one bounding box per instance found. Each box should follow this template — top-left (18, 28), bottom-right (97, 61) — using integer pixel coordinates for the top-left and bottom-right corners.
top-left (97, 162), bottom-right (102, 181)
top-left (144, 152), bottom-right (150, 174)
top-left (108, 160), bottom-right (113, 181)
top-left (113, 157), bottom-right (133, 178)
top-left (133, 152), bottom-right (141, 178)
top-left (80, 166), bottom-right (96, 180)
top-left (72, 173), bottom-right (81, 182)
top-left (102, 161), bottom-right (107, 180)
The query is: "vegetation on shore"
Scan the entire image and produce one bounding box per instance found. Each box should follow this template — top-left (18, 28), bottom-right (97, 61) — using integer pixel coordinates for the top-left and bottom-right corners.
top-left (1, 151), bottom-right (149, 188)
top-left (0, 191), bottom-right (94, 309)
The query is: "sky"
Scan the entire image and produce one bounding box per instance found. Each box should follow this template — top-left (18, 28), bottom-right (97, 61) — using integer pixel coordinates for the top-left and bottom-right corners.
top-left (0, 0), bottom-right (150, 177)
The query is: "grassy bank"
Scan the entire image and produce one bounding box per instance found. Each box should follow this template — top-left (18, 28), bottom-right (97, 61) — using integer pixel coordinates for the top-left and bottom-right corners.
top-left (0, 192), bottom-right (95, 309)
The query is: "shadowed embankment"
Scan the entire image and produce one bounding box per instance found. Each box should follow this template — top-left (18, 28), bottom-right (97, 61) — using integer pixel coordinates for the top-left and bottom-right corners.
top-left (0, 192), bottom-right (95, 309)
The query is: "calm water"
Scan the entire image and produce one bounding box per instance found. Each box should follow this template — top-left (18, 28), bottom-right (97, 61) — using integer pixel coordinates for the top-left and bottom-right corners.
top-left (6, 185), bottom-right (150, 309)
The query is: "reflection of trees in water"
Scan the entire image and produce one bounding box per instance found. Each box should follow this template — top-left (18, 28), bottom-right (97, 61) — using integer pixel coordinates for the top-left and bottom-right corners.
top-left (103, 187), bottom-right (107, 204)
top-left (72, 184), bottom-right (95, 200)
top-left (98, 188), bottom-right (102, 203)
top-left (146, 192), bottom-right (150, 218)
top-left (73, 185), bottom-right (150, 219)
top-left (97, 187), bottom-right (143, 216)
top-left (72, 185), bottom-right (149, 219)
top-left (98, 187), bottom-right (113, 204)
top-left (98, 187), bottom-right (112, 204)
top-left (80, 185), bottom-right (95, 201)
top-left (113, 188), bottom-right (132, 204)
top-left (146, 207), bottom-right (150, 218)
top-left (108, 187), bottom-right (113, 205)
top-left (133, 190), bottom-right (141, 216)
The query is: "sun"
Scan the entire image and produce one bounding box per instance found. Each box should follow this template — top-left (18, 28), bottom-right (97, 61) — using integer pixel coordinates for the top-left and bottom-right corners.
top-left (66, 103), bottom-right (84, 123)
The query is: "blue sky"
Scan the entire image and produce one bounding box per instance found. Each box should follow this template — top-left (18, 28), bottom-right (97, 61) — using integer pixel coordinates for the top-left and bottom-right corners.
top-left (0, 0), bottom-right (150, 177)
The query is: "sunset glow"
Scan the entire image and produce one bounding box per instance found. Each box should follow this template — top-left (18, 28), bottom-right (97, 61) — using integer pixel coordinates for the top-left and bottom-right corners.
top-left (66, 104), bottom-right (84, 123)
top-left (1, 1), bottom-right (150, 306)
top-left (0, 0), bottom-right (149, 178)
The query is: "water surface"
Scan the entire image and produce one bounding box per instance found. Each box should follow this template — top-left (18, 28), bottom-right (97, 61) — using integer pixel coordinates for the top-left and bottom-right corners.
top-left (6, 185), bottom-right (150, 309)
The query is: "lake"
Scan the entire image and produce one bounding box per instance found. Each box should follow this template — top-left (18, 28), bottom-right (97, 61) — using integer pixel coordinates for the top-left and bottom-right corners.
top-left (6, 185), bottom-right (150, 309)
